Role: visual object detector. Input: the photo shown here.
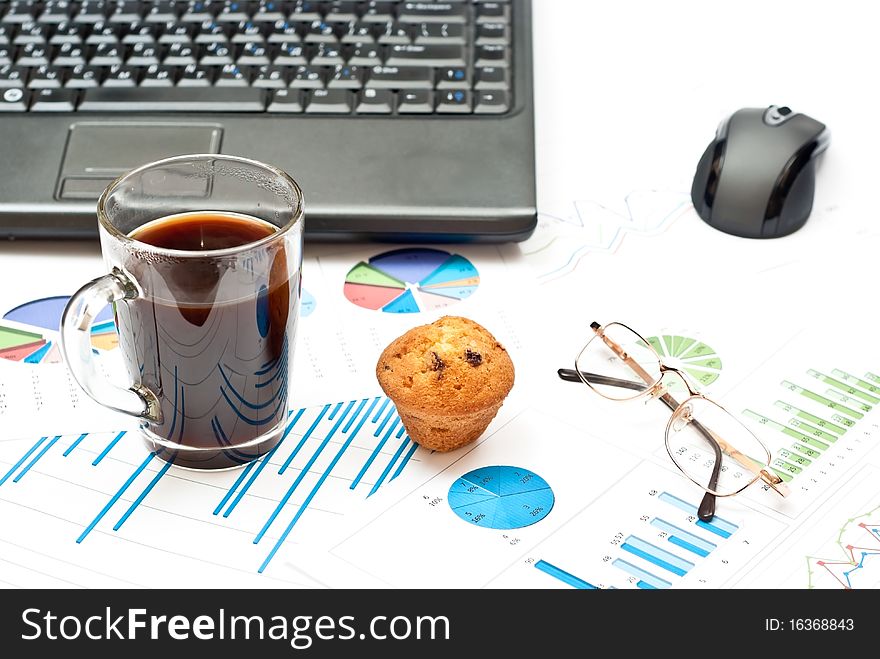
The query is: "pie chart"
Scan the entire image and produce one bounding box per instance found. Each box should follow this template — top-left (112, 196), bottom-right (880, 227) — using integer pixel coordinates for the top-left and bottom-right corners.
top-left (645, 334), bottom-right (722, 387)
top-left (0, 296), bottom-right (117, 365)
top-left (343, 248), bottom-right (479, 313)
top-left (448, 465), bottom-right (554, 530)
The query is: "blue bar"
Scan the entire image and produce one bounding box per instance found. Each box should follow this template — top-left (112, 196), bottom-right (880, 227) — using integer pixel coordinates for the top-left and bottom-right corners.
top-left (612, 558), bottom-right (671, 589)
top-left (222, 408), bottom-right (307, 518)
top-left (373, 406), bottom-right (396, 437)
top-left (212, 460), bottom-right (257, 516)
top-left (534, 560), bottom-right (597, 589)
top-left (390, 439), bottom-right (418, 482)
top-left (658, 491), bottom-right (738, 536)
top-left (343, 398), bottom-right (375, 433)
top-left (90, 320), bottom-right (116, 333)
top-left (77, 453), bottom-right (155, 543)
top-left (12, 435), bottom-right (60, 482)
top-left (113, 459), bottom-right (174, 530)
top-left (621, 536), bottom-right (693, 576)
top-left (278, 404), bottom-right (330, 474)
top-left (23, 342), bottom-right (53, 363)
top-left (63, 433), bottom-right (89, 457)
top-left (350, 417), bottom-right (400, 490)
top-left (367, 435), bottom-right (411, 497)
top-left (92, 431), bottom-right (127, 466)
top-left (371, 397), bottom-right (390, 423)
top-left (258, 398), bottom-right (374, 574)
top-left (255, 400), bottom-right (355, 544)
top-left (650, 518), bottom-right (715, 556)
top-left (0, 437), bottom-right (47, 487)
top-left (328, 401), bottom-right (343, 421)
top-left (395, 423), bottom-right (406, 438)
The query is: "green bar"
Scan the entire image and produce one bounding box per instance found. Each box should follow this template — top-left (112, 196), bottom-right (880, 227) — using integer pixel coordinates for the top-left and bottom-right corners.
top-left (681, 341), bottom-right (714, 360)
top-left (686, 356), bottom-right (723, 370)
top-left (867, 372), bottom-right (880, 385)
top-left (772, 457), bottom-right (803, 476)
top-left (676, 336), bottom-right (696, 356)
top-left (824, 389), bottom-right (871, 413)
top-left (831, 413), bottom-right (856, 428)
top-left (778, 448), bottom-right (811, 466)
top-left (646, 336), bottom-right (663, 355)
top-left (662, 335), bottom-right (675, 357)
top-left (743, 409), bottom-right (782, 430)
top-left (771, 468), bottom-right (794, 483)
top-left (782, 381), bottom-right (863, 419)
top-left (831, 369), bottom-right (880, 396)
top-left (774, 401), bottom-right (845, 435)
top-left (813, 369), bottom-right (880, 404)
top-left (789, 443), bottom-right (822, 459)
top-left (788, 419), bottom-right (838, 443)
top-left (743, 410), bottom-right (828, 450)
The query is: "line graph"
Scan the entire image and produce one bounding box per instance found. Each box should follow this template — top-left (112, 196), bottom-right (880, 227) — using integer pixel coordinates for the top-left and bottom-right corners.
top-left (806, 505), bottom-right (880, 589)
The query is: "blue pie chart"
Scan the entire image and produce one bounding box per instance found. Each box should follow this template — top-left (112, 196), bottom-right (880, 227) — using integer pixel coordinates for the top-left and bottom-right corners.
top-left (448, 465), bottom-right (554, 530)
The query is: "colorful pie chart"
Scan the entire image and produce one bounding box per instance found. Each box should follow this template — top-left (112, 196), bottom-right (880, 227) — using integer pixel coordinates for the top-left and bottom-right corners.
top-left (0, 296), bottom-right (118, 365)
top-left (344, 248), bottom-right (479, 313)
top-left (448, 465), bottom-right (555, 530)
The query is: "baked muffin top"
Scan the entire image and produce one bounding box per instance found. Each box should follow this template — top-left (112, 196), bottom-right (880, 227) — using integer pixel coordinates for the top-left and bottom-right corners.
top-left (376, 316), bottom-right (514, 415)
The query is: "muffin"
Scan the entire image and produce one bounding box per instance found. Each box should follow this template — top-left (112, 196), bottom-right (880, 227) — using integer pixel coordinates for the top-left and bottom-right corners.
top-left (376, 316), bottom-right (515, 452)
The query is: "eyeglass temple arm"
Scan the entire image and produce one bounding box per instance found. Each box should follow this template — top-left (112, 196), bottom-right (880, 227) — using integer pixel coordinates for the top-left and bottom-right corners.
top-left (588, 322), bottom-right (722, 521)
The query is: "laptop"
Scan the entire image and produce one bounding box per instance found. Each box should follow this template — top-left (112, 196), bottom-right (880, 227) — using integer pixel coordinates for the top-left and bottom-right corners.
top-left (0, 0), bottom-right (536, 242)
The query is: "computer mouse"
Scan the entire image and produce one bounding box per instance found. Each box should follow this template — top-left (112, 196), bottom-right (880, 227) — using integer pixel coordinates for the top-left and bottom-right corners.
top-left (691, 105), bottom-right (830, 238)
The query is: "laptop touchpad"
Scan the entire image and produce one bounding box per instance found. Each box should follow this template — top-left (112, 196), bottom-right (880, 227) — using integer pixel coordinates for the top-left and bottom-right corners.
top-left (57, 122), bottom-right (223, 201)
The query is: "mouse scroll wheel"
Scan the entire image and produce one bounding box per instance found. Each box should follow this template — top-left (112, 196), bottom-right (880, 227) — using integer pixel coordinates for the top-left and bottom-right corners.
top-left (778, 106), bottom-right (792, 116)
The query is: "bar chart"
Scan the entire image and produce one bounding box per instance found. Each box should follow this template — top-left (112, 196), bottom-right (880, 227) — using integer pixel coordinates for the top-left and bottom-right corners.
top-left (0, 395), bottom-right (430, 586)
top-left (490, 461), bottom-right (784, 589)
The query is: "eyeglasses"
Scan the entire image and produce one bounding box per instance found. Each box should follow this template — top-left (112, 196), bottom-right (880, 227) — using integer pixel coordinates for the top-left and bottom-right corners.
top-left (558, 321), bottom-right (789, 522)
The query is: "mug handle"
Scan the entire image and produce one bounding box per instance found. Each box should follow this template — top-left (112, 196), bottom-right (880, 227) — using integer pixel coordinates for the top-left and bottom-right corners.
top-left (60, 271), bottom-right (162, 422)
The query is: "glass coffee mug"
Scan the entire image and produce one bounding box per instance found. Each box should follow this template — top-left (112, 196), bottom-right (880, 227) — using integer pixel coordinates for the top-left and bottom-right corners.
top-left (60, 154), bottom-right (304, 470)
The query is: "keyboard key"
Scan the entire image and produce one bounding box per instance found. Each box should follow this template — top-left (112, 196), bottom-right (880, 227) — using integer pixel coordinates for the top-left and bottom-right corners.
top-left (289, 64), bottom-right (322, 88)
top-left (272, 41), bottom-right (307, 64)
top-left (217, 1), bottom-right (252, 23)
top-left (476, 2), bottom-right (509, 24)
top-left (17, 43), bottom-right (51, 66)
top-left (288, 0), bottom-right (323, 22)
top-left (145, 1), bottom-right (183, 23)
top-left (65, 63), bottom-right (104, 87)
top-left (346, 42), bottom-right (381, 65)
top-left (0, 86), bottom-right (29, 110)
top-left (158, 22), bottom-right (196, 43)
top-left (89, 42), bottom-right (124, 64)
top-left (139, 63), bottom-right (176, 85)
top-left (396, 88), bottom-right (432, 113)
top-left (252, 63), bottom-right (287, 87)
top-left (475, 22), bottom-right (509, 45)
top-left (177, 62), bottom-right (213, 84)
top-left (252, 1), bottom-right (286, 23)
top-left (102, 63), bottom-right (139, 85)
top-left (436, 65), bottom-right (468, 88)
top-left (328, 63), bottom-right (361, 88)
top-left (435, 88), bottom-right (470, 113)
top-left (475, 44), bottom-right (507, 67)
top-left (108, 1), bottom-right (145, 24)
top-left (0, 25), bottom-right (13, 45)
top-left (230, 20), bottom-right (265, 42)
top-left (265, 20), bottom-right (299, 43)
top-left (367, 64), bottom-right (431, 89)
top-left (31, 87), bottom-right (78, 111)
top-left (398, 3), bottom-right (467, 24)
top-left (474, 88), bottom-right (507, 113)
top-left (340, 21), bottom-right (374, 44)
top-left (163, 41), bottom-right (197, 64)
top-left (360, 2), bottom-right (395, 24)
top-left (85, 21), bottom-right (122, 44)
top-left (13, 22), bottom-right (50, 45)
top-left (126, 41), bottom-right (161, 64)
top-left (215, 62), bottom-right (251, 85)
top-left (474, 65), bottom-right (508, 89)
top-left (119, 21), bottom-right (158, 44)
top-left (326, 2), bottom-right (359, 22)
top-left (0, 64), bottom-right (28, 88)
top-left (200, 40), bottom-right (234, 63)
top-left (53, 42), bottom-right (88, 65)
top-left (194, 20), bottom-right (229, 42)
top-left (3, 1), bottom-right (40, 24)
top-left (237, 40), bottom-right (270, 63)
top-left (0, 46), bottom-right (11, 65)
top-left (306, 87), bottom-right (352, 113)
top-left (310, 42), bottom-right (343, 65)
top-left (75, 1), bottom-right (113, 24)
top-left (303, 19), bottom-right (337, 43)
top-left (356, 87), bottom-right (392, 113)
top-left (385, 44), bottom-right (465, 67)
top-left (27, 64), bottom-right (65, 88)
top-left (410, 21), bottom-right (466, 45)
top-left (267, 87), bottom-right (303, 112)
top-left (38, 1), bottom-right (76, 24)
top-left (377, 21), bottom-right (412, 45)
top-left (80, 85), bottom-right (265, 110)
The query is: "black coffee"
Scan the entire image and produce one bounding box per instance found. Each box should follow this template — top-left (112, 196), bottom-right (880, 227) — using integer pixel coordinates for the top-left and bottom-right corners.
top-left (117, 212), bottom-right (296, 469)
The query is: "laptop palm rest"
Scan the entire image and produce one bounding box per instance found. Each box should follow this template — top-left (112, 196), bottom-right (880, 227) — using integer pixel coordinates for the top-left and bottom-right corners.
top-left (56, 122), bottom-right (223, 201)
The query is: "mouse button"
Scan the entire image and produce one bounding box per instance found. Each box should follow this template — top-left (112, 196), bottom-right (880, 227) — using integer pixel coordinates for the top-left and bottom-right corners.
top-left (691, 139), bottom-right (724, 219)
top-left (774, 164), bottom-right (816, 237)
top-left (764, 105), bottom-right (793, 126)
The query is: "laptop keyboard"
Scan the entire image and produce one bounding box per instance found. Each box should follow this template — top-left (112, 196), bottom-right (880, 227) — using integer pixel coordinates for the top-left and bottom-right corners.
top-left (0, 0), bottom-right (513, 114)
